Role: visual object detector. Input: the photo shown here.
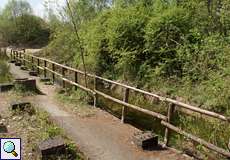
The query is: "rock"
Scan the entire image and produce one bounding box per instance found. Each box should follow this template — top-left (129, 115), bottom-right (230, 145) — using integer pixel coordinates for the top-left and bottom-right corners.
top-left (0, 124), bottom-right (8, 133)
top-left (133, 131), bottom-right (158, 150)
top-left (0, 83), bottom-right (14, 92)
top-left (15, 78), bottom-right (28, 81)
top-left (40, 77), bottom-right (51, 83)
top-left (14, 78), bottom-right (38, 92)
top-left (38, 136), bottom-right (66, 158)
top-left (15, 62), bottom-right (22, 66)
top-left (10, 101), bottom-right (35, 115)
top-left (11, 101), bottom-right (31, 110)
top-left (29, 71), bottom-right (38, 76)
top-left (9, 60), bottom-right (16, 63)
top-left (20, 66), bottom-right (28, 70)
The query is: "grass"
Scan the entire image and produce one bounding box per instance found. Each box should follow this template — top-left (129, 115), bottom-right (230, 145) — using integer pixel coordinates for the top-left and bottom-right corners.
top-left (55, 87), bottom-right (96, 118)
top-left (0, 91), bottom-right (84, 160)
top-left (54, 78), bottom-right (230, 159)
top-left (0, 59), bottom-right (12, 83)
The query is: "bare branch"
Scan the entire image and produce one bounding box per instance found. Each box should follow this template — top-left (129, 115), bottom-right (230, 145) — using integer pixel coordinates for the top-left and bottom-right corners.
top-left (65, 0), bottom-right (88, 87)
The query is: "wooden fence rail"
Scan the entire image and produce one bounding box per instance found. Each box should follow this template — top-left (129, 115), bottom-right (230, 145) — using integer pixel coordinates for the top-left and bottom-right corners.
top-left (10, 49), bottom-right (230, 158)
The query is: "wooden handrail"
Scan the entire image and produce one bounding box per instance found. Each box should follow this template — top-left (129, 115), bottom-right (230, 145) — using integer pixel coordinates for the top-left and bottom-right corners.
top-left (11, 50), bottom-right (230, 158)
top-left (95, 90), bottom-right (167, 121)
top-left (161, 121), bottom-right (230, 157)
top-left (22, 52), bottom-right (229, 122)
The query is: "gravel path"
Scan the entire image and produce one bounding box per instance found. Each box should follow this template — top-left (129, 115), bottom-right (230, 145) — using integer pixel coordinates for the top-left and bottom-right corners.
top-left (8, 60), bottom-right (192, 160)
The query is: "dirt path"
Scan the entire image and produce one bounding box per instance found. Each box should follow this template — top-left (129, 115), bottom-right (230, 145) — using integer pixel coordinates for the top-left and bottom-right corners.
top-left (8, 62), bottom-right (192, 160)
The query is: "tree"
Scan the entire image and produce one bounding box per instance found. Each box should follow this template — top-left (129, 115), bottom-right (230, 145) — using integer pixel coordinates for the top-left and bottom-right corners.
top-left (0, 0), bottom-right (50, 46)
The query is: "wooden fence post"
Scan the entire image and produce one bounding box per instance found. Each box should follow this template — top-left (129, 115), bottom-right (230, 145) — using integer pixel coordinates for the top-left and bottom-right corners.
top-left (10, 49), bottom-right (12, 60)
top-left (93, 76), bottom-right (98, 107)
top-left (121, 88), bottom-right (129, 123)
top-left (75, 72), bottom-right (78, 90)
top-left (16, 51), bottom-right (19, 62)
top-left (23, 54), bottom-right (26, 66)
top-left (19, 52), bottom-right (22, 63)
top-left (52, 63), bottom-right (55, 84)
top-left (14, 51), bottom-right (16, 61)
top-left (37, 59), bottom-right (40, 74)
top-left (164, 103), bottom-right (175, 147)
top-left (44, 60), bottom-right (47, 78)
top-left (31, 56), bottom-right (34, 70)
top-left (62, 67), bottom-right (65, 88)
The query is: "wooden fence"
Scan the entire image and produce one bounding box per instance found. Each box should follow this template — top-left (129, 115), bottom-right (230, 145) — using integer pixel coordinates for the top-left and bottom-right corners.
top-left (10, 49), bottom-right (230, 158)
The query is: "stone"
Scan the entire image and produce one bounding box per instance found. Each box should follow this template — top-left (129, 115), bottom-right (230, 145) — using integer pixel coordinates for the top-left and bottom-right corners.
top-left (29, 71), bottom-right (38, 76)
top-left (9, 60), bottom-right (16, 63)
top-left (0, 124), bottom-right (8, 133)
top-left (14, 78), bottom-right (37, 91)
top-left (15, 78), bottom-right (28, 81)
top-left (20, 66), bottom-right (28, 70)
top-left (10, 101), bottom-right (32, 111)
top-left (133, 131), bottom-right (158, 150)
top-left (0, 83), bottom-right (14, 92)
top-left (38, 136), bottom-right (66, 158)
top-left (15, 62), bottom-right (22, 66)
top-left (40, 77), bottom-right (51, 82)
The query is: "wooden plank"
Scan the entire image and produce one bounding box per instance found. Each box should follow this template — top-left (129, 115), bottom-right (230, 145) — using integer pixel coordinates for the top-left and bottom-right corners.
top-left (161, 121), bottom-right (230, 158)
top-left (121, 88), bottom-right (129, 123)
top-left (95, 90), bottom-right (167, 121)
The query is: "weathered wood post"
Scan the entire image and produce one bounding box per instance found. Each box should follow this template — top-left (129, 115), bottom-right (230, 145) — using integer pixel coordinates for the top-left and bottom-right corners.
top-left (44, 60), bottom-right (47, 78)
top-left (93, 76), bottom-right (98, 107)
top-left (16, 51), bottom-right (19, 63)
top-left (37, 59), bottom-right (40, 74)
top-left (31, 56), bottom-right (34, 70)
top-left (163, 103), bottom-right (175, 147)
top-left (13, 51), bottom-right (16, 61)
top-left (22, 54), bottom-right (25, 66)
top-left (19, 52), bottom-right (22, 63)
top-left (52, 63), bottom-right (55, 84)
top-left (10, 49), bottom-right (13, 60)
top-left (62, 67), bottom-right (66, 88)
top-left (121, 88), bottom-right (129, 123)
top-left (3, 48), bottom-right (6, 56)
top-left (74, 72), bottom-right (78, 90)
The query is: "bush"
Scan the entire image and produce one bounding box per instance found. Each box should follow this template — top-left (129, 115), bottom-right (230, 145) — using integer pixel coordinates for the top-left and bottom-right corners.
top-left (144, 6), bottom-right (192, 78)
top-left (0, 60), bottom-right (11, 83)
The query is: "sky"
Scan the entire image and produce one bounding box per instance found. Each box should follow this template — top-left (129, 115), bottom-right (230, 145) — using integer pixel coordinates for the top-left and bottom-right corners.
top-left (0, 0), bottom-right (66, 17)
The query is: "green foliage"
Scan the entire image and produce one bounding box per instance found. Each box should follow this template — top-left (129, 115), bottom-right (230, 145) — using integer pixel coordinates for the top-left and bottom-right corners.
top-left (144, 5), bottom-right (191, 78)
top-left (0, 60), bottom-right (12, 83)
top-left (43, 0), bottom-right (230, 157)
top-left (0, 0), bottom-right (50, 46)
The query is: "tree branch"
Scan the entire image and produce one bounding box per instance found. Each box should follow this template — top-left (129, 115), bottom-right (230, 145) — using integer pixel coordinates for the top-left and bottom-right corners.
top-left (65, 0), bottom-right (88, 88)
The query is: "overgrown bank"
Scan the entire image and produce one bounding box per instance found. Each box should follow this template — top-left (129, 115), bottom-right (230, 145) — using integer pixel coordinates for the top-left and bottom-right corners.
top-left (42, 0), bottom-right (230, 116)
top-left (41, 1), bottom-right (230, 159)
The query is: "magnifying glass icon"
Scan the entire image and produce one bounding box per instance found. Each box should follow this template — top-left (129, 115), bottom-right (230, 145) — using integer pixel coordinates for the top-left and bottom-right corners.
top-left (3, 141), bottom-right (18, 157)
